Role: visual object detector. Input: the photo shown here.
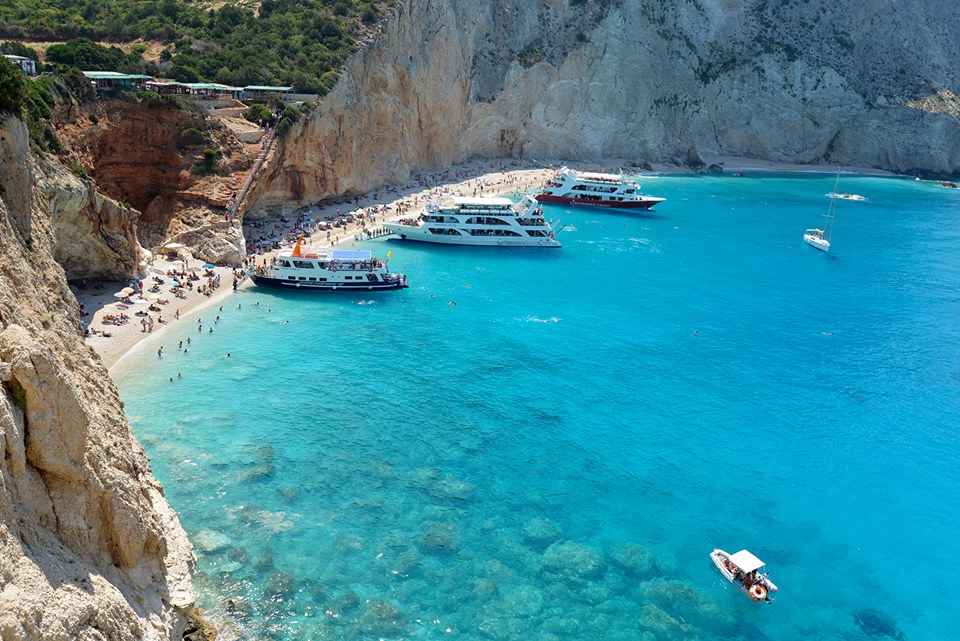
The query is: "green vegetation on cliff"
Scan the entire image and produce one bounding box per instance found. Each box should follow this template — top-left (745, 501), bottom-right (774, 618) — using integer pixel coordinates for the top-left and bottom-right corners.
top-left (0, 0), bottom-right (393, 94)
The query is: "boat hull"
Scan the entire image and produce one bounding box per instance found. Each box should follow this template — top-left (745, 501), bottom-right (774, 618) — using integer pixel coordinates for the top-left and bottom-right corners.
top-left (535, 194), bottom-right (662, 210)
top-left (384, 224), bottom-right (561, 247)
top-left (251, 274), bottom-right (407, 291)
top-left (803, 234), bottom-right (830, 252)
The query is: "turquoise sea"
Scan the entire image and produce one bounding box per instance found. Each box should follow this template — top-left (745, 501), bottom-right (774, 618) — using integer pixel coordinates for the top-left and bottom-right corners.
top-left (116, 173), bottom-right (960, 641)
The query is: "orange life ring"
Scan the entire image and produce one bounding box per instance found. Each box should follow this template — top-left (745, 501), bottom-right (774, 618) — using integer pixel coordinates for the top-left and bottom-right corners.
top-left (750, 584), bottom-right (767, 601)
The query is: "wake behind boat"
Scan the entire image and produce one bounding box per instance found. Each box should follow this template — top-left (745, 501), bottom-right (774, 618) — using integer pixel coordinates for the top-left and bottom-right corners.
top-left (384, 195), bottom-right (561, 247)
top-left (251, 239), bottom-right (407, 291)
top-left (710, 549), bottom-right (778, 603)
top-left (535, 166), bottom-right (665, 211)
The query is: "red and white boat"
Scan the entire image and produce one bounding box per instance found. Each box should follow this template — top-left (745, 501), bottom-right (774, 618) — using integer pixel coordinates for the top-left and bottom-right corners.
top-left (535, 166), bottom-right (665, 211)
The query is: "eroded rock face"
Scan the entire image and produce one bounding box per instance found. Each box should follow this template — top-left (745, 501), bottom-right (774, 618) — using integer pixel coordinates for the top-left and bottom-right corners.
top-left (253, 0), bottom-right (960, 209)
top-left (38, 156), bottom-right (148, 281)
top-left (0, 113), bottom-right (195, 640)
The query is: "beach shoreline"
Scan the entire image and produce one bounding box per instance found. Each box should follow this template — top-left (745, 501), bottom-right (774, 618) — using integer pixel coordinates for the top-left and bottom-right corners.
top-left (84, 155), bottom-right (909, 374)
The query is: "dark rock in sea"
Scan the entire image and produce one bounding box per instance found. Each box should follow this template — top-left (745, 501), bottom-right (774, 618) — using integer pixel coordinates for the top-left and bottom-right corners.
top-left (266, 571), bottom-right (295, 598)
top-left (255, 549), bottom-right (274, 571)
top-left (854, 608), bottom-right (907, 640)
top-left (419, 522), bottom-right (463, 554)
top-left (227, 546), bottom-right (248, 564)
top-left (237, 462), bottom-right (274, 482)
top-left (521, 517), bottom-right (562, 551)
top-left (224, 595), bottom-right (251, 620)
top-left (326, 591), bottom-right (361, 617)
top-left (609, 543), bottom-right (656, 578)
top-left (278, 485), bottom-right (300, 501)
top-left (255, 444), bottom-right (274, 462)
top-left (389, 553), bottom-right (424, 580)
top-left (358, 598), bottom-right (408, 637)
top-left (542, 541), bottom-right (605, 581)
top-left (707, 163), bottom-right (724, 173)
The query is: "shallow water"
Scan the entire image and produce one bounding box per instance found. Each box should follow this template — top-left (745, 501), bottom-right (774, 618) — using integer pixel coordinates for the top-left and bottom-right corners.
top-left (117, 173), bottom-right (960, 640)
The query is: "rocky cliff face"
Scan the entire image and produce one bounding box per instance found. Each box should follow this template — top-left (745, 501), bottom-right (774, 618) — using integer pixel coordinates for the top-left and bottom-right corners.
top-left (57, 98), bottom-right (248, 266)
top-left (253, 0), bottom-right (960, 208)
top-left (39, 158), bottom-right (149, 281)
top-left (0, 113), bottom-right (195, 640)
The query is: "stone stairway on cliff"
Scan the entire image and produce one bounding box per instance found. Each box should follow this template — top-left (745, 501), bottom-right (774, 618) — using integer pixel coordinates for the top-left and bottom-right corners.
top-left (232, 127), bottom-right (277, 216)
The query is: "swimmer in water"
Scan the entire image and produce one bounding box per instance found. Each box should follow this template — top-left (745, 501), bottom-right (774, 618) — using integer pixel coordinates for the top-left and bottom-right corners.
top-left (449, 301), bottom-right (457, 306)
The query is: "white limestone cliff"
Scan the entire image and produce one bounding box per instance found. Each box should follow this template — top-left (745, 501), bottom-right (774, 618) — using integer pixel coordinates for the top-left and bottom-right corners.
top-left (0, 113), bottom-right (196, 640)
top-left (252, 0), bottom-right (960, 209)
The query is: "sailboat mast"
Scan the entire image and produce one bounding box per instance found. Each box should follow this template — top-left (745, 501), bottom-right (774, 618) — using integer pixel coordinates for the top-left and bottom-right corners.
top-left (825, 170), bottom-right (840, 242)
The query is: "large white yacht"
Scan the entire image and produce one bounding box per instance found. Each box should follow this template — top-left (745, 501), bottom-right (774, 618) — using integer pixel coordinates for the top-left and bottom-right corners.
top-left (251, 241), bottom-right (407, 291)
top-left (384, 195), bottom-right (561, 247)
top-left (536, 166), bottom-right (665, 211)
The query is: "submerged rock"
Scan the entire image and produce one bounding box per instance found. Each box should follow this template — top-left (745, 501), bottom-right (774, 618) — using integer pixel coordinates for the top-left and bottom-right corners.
top-left (194, 529), bottom-right (232, 553)
top-left (638, 578), bottom-right (733, 633)
top-left (325, 591), bottom-right (361, 618)
top-left (358, 599), bottom-right (407, 637)
top-left (237, 462), bottom-right (274, 482)
top-left (854, 608), bottom-right (906, 640)
top-left (521, 517), bottom-right (562, 550)
top-left (609, 543), bottom-right (656, 578)
top-left (266, 571), bottom-right (295, 597)
top-left (419, 522), bottom-right (463, 554)
top-left (542, 541), bottom-right (605, 581)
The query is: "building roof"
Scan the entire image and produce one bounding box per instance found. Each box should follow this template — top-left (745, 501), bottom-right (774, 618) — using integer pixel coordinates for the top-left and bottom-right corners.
top-left (244, 85), bottom-right (293, 92)
top-left (83, 71), bottom-right (152, 80)
top-left (3, 54), bottom-right (32, 62)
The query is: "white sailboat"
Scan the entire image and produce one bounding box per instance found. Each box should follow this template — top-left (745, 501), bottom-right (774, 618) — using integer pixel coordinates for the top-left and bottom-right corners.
top-left (804, 171), bottom-right (839, 252)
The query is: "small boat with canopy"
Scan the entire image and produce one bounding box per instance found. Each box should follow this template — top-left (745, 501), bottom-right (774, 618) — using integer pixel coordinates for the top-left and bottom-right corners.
top-left (710, 548), bottom-right (778, 603)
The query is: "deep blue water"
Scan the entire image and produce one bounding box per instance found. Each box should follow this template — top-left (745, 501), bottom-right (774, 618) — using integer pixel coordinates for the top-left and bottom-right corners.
top-left (116, 173), bottom-right (960, 641)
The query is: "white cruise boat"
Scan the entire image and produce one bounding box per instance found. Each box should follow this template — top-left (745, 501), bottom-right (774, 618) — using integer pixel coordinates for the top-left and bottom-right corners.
top-left (384, 195), bottom-right (561, 247)
top-left (251, 241), bottom-right (407, 291)
top-left (536, 166), bottom-right (665, 211)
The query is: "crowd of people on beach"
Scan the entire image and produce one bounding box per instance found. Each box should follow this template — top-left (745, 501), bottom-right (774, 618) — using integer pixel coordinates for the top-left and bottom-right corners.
top-left (80, 161), bottom-right (552, 362)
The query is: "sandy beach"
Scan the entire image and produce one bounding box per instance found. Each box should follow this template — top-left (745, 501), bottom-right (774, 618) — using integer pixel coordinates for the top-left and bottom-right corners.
top-left (81, 156), bottom-right (903, 373)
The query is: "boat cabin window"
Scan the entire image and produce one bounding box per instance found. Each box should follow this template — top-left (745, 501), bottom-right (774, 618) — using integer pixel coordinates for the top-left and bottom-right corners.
top-left (292, 260), bottom-right (314, 269)
top-left (366, 274), bottom-right (379, 282)
top-left (625, 189), bottom-right (635, 194)
top-left (277, 259), bottom-right (292, 267)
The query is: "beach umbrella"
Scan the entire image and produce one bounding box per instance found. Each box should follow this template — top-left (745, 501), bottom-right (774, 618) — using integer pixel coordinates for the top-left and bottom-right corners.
top-left (203, 263), bottom-right (216, 269)
top-left (120, 286), bottom-right (135, 294)
top-left (113, 291), bottom-right (129, 298)
top-left (146, 294), bottom-right (160, 300)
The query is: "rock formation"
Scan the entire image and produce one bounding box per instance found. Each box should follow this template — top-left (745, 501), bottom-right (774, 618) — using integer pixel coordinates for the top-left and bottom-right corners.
top-left (0, 113), bottom-right (196, 639)
top-left (38, 157), bottom-right (149, 281)
top-left (57, 98), bottom-right (249, 266)
top-left (252, 0), bottom-right (960, 209)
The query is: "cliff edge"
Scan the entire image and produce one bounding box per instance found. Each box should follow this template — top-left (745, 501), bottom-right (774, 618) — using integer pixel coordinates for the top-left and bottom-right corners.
top-left (253, 0), bottom-right (960, 208)
top-left (0, 113), bottom-right (195, 638)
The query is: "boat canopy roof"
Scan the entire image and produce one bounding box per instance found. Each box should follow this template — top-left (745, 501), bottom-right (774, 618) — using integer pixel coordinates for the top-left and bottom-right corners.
top-left (728, 550), bottom-right (765, 572)
top-left (578, 170), bottom-right (624, 182)
top-left (452, 196), bottom-right (514, 206)
top-left (331, 249), bottom-right (372, 260)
